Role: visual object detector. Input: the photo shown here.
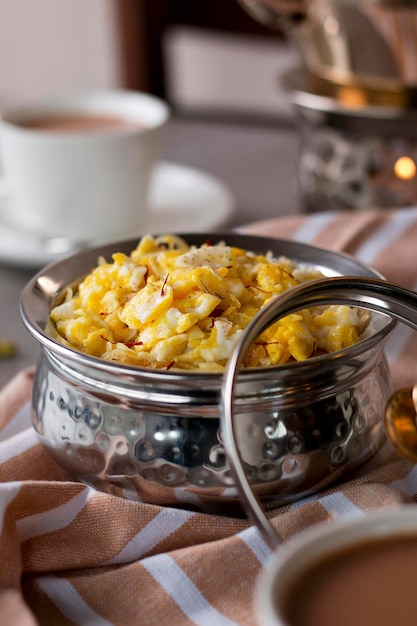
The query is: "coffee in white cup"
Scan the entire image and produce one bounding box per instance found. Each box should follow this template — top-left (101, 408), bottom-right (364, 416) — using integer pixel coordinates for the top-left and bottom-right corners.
top-left (0, 90), bottom-right (170, 243)
top-left (257, 506), bottom-right (417, 626)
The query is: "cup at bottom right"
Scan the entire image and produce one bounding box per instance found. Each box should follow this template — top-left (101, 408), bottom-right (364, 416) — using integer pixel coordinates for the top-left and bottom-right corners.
top-left (257, 506), bottom-right (417, 626)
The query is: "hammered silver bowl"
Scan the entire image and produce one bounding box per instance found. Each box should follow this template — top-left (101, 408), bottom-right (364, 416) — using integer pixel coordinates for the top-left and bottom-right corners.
top-left (20, 233), bottom-right (395, 512)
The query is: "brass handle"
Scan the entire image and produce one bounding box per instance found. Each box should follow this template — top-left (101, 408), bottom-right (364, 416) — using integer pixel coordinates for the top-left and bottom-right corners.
top-left (385, 387), bottom-right (417, 462)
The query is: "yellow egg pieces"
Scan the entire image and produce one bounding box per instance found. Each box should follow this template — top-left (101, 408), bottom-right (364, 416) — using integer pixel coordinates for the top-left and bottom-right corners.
top-left (49, 234), bottom-right (368, 371)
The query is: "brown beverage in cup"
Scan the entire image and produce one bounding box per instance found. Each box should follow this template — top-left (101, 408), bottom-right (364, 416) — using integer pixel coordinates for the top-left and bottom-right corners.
top-left (17, 114), bottom-right (146, 133)
top-left (257, 507), bottom-right (417, 626)
top-left (280, 533), bottom-right (417, 626)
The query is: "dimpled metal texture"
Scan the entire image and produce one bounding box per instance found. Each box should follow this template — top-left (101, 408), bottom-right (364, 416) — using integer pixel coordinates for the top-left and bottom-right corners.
top-left (21, 233), bottom-right (396, 512)
top-left (31, 339), bottom-right (392, 511)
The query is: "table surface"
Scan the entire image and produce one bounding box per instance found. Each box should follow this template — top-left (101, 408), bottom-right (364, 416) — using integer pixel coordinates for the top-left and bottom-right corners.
top-left (0, 116), bottom-right (301, 389)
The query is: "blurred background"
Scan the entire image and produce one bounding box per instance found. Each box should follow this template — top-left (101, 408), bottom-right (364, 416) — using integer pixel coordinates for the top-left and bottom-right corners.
top-left (0, 0), bottom-right (296, 122)
top-left (0, 0), bottom-right (303, 225)
top-left (2, 0), bottom-right (417, 216)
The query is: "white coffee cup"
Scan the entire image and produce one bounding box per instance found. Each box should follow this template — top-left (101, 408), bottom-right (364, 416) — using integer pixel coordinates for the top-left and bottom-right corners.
top-left (257, 506), bottom-right (417, 626)
top-left (0, 90), bottom-right (170, 243)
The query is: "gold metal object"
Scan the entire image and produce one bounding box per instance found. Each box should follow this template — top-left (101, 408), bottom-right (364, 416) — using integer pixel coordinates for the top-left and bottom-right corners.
top-left (301, 71), bottom-right (417, 110)
top-left (385, 387), bottom-right (417, 462)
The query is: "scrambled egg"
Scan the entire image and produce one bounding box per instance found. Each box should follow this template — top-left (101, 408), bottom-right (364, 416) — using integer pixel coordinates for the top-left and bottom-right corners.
top-left (48, 234), bottom-right (368, 371)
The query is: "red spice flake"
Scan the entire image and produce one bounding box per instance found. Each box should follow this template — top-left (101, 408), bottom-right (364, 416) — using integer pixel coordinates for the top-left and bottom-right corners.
top-left (124, 341), bottom-right (143, 348)
top-left (200, 280), bottom-right (209, 293)
top-left (161, 274), bottom-right (169, 296)
top-left (100, 335), bottom-right (143, 348)
top-left (99, 294), bottom-right (135, 316)
top-left (245, 285), bottom-right (272, 294)
top-left (281, 268), bottom-right (294, 279)
top-left (166, 360), bottom-right (175, 370)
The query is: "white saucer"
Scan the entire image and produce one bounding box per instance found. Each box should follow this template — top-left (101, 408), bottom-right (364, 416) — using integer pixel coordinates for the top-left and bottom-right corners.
top-left (0, 161), bottom-right (235, 269)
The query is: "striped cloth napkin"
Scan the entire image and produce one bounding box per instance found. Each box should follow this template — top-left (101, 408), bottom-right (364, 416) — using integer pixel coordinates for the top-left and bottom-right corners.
top-left (2, 208), bottom-right (417, 626)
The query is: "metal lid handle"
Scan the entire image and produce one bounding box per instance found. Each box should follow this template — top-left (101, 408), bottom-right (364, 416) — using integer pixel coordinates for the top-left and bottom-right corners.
top-left (221, 276), bottom-right (417, 549)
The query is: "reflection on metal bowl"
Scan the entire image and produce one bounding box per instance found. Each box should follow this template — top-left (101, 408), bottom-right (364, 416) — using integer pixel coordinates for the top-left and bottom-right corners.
top-left (20, 233), bottom-right (395, 512)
